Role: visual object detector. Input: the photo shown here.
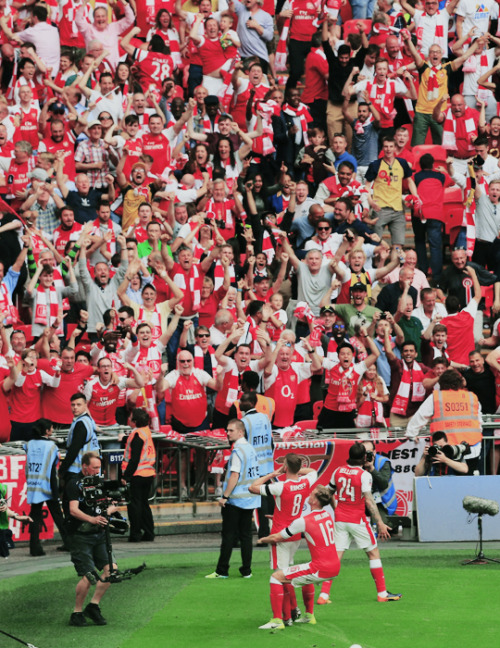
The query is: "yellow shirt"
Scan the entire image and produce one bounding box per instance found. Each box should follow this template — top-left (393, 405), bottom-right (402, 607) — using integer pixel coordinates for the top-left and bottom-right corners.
top-left (372, 158), bottom-right (408, 211)
top-left (415, 61), bottom-right (451, 115)
top-left (182, 0), bottom-right (220, 11)
top-left (131, 300), bottom-right (172, 335)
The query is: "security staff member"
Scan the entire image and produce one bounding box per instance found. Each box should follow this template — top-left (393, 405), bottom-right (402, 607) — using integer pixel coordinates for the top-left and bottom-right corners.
top-left (240, 391), bottom-right (274, 539)
top-left (65, 452), bottom-right (118, 627)
top-left (231, 371), bottom-right (276, 420)
top-left (121, 409), bottom-right (156, 543)
top-left (25, 418), bottom-right (68, 556)
top-left (406, 369), bottom-right (482, 472)
top-left (361, 440), bottom-right (397, 524)
top-left (59, 393), bottom-right (100, 484)
top-left (206, 419), bottom-right (261, 579)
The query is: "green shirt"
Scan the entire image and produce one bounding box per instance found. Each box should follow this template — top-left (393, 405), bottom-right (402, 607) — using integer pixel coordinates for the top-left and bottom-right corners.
top-left (334, 304), bottom-right (382, 337)
top-left (136, 240), bottom-right (173, 260)
top-left (398, 316), bottom-right (423, 361)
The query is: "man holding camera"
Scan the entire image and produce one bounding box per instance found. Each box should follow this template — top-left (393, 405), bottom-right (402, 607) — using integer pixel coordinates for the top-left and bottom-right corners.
top-left (65, 452), bottom-right (117, 627)
top-left (361, 440), bottom-right (397, 524)
top-left (414, 431), bottom-right (469, 476)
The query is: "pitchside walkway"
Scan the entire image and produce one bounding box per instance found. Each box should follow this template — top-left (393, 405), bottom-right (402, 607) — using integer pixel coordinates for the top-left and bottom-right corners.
top-left (3, 533), bottom-right (500, 580)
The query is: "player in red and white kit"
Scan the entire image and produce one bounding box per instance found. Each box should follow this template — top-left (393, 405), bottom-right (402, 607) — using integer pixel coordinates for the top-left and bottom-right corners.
top-left (317, 442), bottom-right (402, 605)
top-left (250, 453), bottom-right (317, 626)
top-left (257, 485), bottom-right (340, 630)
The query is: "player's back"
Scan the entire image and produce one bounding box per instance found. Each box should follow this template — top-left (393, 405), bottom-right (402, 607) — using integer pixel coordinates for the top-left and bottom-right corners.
top-left (271, 472), bottom-right (316, 534)
top-left (304, 509), bottom-right (340, 578)
top-left (333, 463), bottom-right (370, 524)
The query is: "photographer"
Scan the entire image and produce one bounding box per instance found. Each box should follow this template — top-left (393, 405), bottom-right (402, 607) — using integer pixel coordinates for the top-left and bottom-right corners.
top-left (65, 452), bottom-right (117, 627)
top-left (415, 431), bottom-right (469, 477)
top-left (361, 440), bottom-right (397, 524)
top-left (121, 409), bottom-right (156, 543)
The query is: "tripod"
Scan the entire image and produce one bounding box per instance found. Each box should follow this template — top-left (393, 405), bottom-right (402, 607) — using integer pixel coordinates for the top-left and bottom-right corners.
top-left (87, 508), bottom-right (146, 584)
top-left (462, 514), bottom-right (500, 565)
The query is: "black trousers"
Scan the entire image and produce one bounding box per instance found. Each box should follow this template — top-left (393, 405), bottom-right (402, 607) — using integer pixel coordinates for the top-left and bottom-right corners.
top-left (215, 503), bottom-right (254, 577)
top-left (317, 407), bottom-right (357, 430)
top-left (286, 39), bottom-right (312, 89)
top-left (256, 493), bottom-right (275, 539)
top-left (127, 475), bottom-right (155, 541)
top-left (29, 499), bottom-right (68, 552)
top-left (307, 98), bottom-right (328, 134)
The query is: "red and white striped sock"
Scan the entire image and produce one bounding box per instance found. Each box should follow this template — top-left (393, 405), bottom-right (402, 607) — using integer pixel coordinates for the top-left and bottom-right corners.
top-left (370, 559), bottom-right (387, 597)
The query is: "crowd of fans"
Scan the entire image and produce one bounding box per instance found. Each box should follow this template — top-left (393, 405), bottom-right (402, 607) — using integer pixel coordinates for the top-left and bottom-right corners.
top-left (1, 0), bottom-right (500, 491)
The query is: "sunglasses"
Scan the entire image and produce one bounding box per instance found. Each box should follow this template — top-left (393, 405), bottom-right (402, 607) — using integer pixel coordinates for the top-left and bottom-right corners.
top-left (179, 359), bottom-right (192, 364)
top-left (317, 226), bottom-right (331, 231)
top-left (197, 333), bottom-right (210, 338)
top-left (99, 116), bottom-right (112, 121)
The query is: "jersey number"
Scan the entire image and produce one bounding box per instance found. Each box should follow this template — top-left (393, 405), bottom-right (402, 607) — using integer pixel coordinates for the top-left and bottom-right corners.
top-left (291, 493), bottom-right (303, 517)
top-left (319, 519), bottom-right (335, 546)
top-left (151, 61), bottom-right (170, 81)
top-left (337, 476), bottom-right (355, 502)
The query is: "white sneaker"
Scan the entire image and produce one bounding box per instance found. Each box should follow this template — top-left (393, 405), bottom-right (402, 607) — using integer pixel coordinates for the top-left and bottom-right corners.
top-left (259, 618), bottom-right (285, 630)
top-left (215, 486), bottom-right (223, 498)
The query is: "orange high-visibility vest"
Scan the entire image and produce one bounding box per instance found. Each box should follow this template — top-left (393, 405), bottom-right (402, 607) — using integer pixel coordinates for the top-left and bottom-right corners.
top-left (429, 390), bottom-right (482, 444)
top-left (122, 426), bottom-right (156, 477)
top-left (234, 394), bottom-right (276, 421)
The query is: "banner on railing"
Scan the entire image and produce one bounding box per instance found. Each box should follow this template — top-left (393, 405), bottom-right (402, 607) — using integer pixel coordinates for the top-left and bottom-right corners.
top-left (0, 455), bottom-right (54, 541)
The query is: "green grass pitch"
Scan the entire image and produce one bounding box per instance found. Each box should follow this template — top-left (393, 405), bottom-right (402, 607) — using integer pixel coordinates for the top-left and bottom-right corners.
top-left (1, 547), bottom-right (498, 648)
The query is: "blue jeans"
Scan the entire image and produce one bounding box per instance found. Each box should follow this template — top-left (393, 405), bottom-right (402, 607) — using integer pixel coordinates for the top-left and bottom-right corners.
top-left (412, 217), bottom-right (444, 282)
top-left (352, 0), bottom-right (369, 18)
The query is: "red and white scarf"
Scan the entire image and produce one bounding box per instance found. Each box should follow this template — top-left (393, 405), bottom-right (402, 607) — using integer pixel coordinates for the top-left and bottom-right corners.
top-left (442, 107), bottom-right (478, 153)
top-left (262, 226), bottom-right (281, 264)
top-left (213, 260), bottom-right (235, 290)
top-left (366, 79), bottom-right (397, 121)
top-left (92, 218), bottom-right (116, 256)
top-left (0, 282), bottom-right (18, 325)
top-left (252, 100), bottom-right (281, 156)
top-left (282, 102), bottom-right (313, 146)
top-left (239, 316), bottom-right (262, 355)
top-left (35, 285), bottom-right (62, 334)
top-left (416, 12), bottom-right (446, 53)
top-left (194, 344), bottom-right (217, 371)
top-left (138, 306), bottom-right (162, 343)
top-left (276, 8), bottom-right (292, 72)
top-left (354, 113), bottom-right (374, 135)
top-left (427, 65), bottom-right (441, 101)
top-left (172, 263), bottom-right (202, 311)
top-left (391, 360), bottom-right (425, 415)
top-left (463, 169), bottom-right (478, 259)
top-left (225, 364), bottom-right (241, 408)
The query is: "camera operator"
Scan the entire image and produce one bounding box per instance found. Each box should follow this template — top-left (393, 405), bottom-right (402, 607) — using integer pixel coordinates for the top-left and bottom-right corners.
top-left (361, 440), bottom-right (397, 524)
top-left (65, 452), bottom-right (117, 627)
top-left (415, 431), bottom-right (469, 476)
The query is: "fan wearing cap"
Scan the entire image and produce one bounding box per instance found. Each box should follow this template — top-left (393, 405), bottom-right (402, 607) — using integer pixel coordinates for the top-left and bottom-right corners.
top-left (317, 329), bottom-right (380, 430)
top-left (74, 121), bottom-right (110, 191)
top-left (331, 282), bottom-right (383, 337)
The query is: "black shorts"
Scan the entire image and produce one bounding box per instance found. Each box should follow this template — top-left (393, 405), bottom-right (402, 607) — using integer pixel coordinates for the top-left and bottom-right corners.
top-left (69, 532), bottom-right (115, 577)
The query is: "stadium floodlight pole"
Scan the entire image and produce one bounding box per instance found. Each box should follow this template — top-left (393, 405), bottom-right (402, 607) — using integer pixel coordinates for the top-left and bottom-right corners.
top-left (0, 627), bottom-right (39, 648)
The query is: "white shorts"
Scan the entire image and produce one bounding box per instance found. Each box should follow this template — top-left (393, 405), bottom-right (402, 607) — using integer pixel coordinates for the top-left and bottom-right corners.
top-left (270, 539), bottom-right (301, 570)
top-left (334, 520), bottom-right (377, 552)
top-left (283, 562), bottom-right (331, 588)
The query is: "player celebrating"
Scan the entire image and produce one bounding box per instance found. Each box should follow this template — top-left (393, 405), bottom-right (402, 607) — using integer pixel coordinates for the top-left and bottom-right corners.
top-left (317, 442), bottom-right (402, 605)
top-left (257, 486), bottom-right (340, 631)
top-left (250, 454), bottom-right (318, 626)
